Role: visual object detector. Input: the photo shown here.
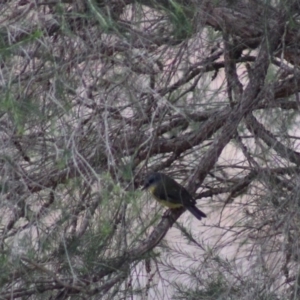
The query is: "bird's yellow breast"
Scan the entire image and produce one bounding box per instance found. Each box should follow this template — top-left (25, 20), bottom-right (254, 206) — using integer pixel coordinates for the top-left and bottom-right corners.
top-left (148, 185), bottom-right (183, 208)
top-left (156, 199), bottom-right (182, 208)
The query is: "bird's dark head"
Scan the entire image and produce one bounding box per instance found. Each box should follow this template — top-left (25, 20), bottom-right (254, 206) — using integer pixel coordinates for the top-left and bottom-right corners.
top-left (142, 172), bottom-right (162, 190)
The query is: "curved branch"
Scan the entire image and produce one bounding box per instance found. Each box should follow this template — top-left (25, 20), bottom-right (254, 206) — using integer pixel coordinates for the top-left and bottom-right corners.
top-left (245, 113), bottom-right (300, 166)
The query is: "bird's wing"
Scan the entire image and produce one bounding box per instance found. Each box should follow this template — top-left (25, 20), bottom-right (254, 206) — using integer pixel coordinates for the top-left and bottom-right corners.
top-left (154, 185), bottom-right (179, 203)
top-left (154, 182), bottom-right (195, 205)
top-left (166, 186), bottom-right (195, 205)
top-left (180, 187), bottom-right (196, 206)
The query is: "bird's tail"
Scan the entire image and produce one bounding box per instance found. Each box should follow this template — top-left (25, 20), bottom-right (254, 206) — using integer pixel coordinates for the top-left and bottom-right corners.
top-left (186, 206), bottom-right (206, 220)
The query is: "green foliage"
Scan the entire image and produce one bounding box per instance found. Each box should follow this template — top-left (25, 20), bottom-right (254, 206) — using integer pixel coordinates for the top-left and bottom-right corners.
top-left (0, 29), bottom-right (42, 56)
top-left (166, 0), bottom-right (194, 40)
top-left (142, 0), bottom-right (195, 42)
top-left (0, 254), bottom-right (10, 286)
top-left (87, 0), bottom-right (119, 33)
top-left (0, 93), bottom-right (40, 134)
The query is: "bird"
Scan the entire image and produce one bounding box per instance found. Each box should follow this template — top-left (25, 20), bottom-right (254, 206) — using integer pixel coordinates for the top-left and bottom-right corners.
top-left (142, 172), bottom-right (206, 220)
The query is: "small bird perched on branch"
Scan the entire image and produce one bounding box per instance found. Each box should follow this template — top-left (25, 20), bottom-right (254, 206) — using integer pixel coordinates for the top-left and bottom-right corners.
top-left (142, 172), bottom-right (206, 220)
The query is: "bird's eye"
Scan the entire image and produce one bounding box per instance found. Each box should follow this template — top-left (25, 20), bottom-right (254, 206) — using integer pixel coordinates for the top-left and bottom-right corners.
top-left (148, 178), bottom-right (154, 184)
